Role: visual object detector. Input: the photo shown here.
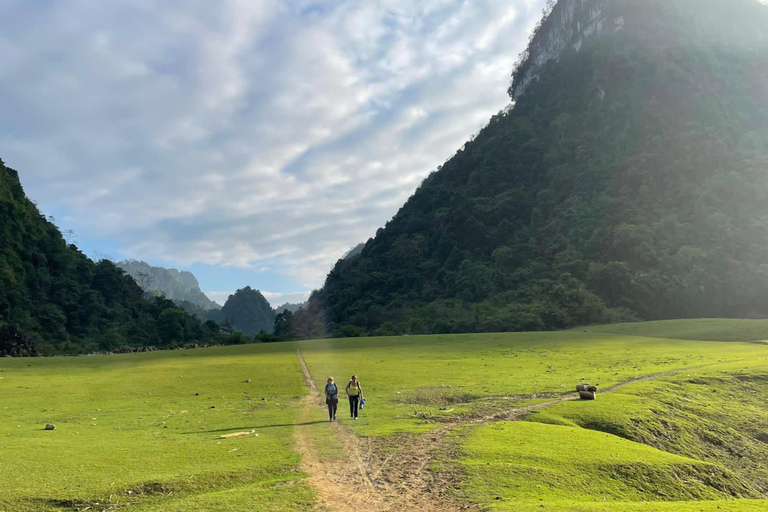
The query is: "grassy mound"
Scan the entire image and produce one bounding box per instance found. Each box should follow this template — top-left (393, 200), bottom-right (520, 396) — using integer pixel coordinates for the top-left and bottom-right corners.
top-left (459, 421), bottom-right (757, 508)
top-left (526, 364), bottom-right (768, 494)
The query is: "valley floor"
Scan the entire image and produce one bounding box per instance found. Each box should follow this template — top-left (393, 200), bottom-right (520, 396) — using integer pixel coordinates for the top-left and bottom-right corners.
top-left (1, 320), bottom-right (768, 511)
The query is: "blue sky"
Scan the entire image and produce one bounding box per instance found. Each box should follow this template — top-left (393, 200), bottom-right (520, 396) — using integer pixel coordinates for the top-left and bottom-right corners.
top-left (0, 0), bottom-right (545, 307)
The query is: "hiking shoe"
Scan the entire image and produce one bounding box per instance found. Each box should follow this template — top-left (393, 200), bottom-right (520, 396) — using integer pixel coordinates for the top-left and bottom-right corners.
top-left (354, 417), bottom-right (358, 420)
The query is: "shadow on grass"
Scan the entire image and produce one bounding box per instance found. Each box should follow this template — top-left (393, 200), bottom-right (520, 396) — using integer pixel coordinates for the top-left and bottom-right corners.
top-left (184, 421), bottom-right (328, 434)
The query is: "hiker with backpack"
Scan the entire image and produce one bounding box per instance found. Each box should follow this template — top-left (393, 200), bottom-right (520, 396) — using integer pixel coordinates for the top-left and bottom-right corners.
top-left (346, 375), bottom-right (364, 420)
top-left (325, 377), bottom-right (338, 421)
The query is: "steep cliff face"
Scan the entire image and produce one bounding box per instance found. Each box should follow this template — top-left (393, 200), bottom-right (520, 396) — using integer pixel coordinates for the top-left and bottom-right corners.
top-left (512, 0), bottom-right (768, 102)
top-left (511, 0), bottom-right (612, 99)
top-left (117, 260), bottom-right (220, 311)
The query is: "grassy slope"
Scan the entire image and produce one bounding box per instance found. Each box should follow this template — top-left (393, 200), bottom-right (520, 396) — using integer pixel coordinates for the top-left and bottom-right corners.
top-left (462, 362), bottom-right (768, 511)
top-left (585, 318), bottom-right (768, 341)
top-left (524, 363), bottom-right (768, 492)
top-left (460, 422), bottom-right (757, 507)
top-left (1, 319), bottom-right (767, 510)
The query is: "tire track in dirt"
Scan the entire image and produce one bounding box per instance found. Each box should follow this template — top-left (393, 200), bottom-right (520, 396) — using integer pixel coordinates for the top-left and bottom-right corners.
top-left (296, 349), bottom-right (719, 511)
top-left (296, 349), bottom-right (465, 511)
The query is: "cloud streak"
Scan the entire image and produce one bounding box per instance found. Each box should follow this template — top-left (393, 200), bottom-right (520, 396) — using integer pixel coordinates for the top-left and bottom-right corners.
top-left (0, 0), bottom-right (544, 290)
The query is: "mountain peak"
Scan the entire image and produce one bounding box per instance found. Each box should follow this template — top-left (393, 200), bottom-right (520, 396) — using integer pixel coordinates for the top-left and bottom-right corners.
top-left (117, 260), bottom-right (219, 311)
top-left (312, 0), bottom-right (768, 337)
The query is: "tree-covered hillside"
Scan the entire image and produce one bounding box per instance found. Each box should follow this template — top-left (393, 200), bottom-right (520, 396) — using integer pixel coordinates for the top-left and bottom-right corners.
top-left (0, 160), bottom-right (246, 355)
top-left (314, 0), bottom-right (768, 336)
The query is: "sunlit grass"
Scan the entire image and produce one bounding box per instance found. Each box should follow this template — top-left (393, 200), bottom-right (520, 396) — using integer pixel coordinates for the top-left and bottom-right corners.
top-left (0, 343), bottom-right (309, 511)
top-left (298, 330), bottom-right (768, 436)
top-left (459, 421), bottom-right (754, 506)
top-left (1, 320), bottom-right (767, 510)
top-left (585, 318), bottom-right (768, 341)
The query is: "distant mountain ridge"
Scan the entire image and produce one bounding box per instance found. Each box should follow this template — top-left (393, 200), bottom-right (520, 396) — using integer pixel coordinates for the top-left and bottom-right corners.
top-left (117, 260), bottom-right (220, 311)
top-left (117, 261), bottom-right (279, 335)
top-left (275, 302), bottom-right (306, 314)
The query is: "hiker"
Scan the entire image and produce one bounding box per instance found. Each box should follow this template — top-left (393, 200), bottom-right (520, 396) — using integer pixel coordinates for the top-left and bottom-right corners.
top-left (346, 374), bottom-right (364, 420)
top-left (325, 377), bottom-right (338, 421)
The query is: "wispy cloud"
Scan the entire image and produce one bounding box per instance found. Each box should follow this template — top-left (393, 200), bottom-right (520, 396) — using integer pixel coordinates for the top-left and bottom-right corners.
top-left (0, 0), bottom-right (543, 289)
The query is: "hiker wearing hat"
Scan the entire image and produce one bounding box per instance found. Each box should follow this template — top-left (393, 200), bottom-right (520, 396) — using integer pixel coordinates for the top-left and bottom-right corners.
top-left (325, 377), bottom-right (338, 421)
top-left (346, 375), bottom-right (364, 420)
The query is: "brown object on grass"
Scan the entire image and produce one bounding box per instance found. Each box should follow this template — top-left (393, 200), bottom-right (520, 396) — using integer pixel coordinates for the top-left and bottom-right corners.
top-left (579, 390), bottom-right (596, 400)
top-left (219, 429), bottom-right (256, 439)
top-left (45, 424), bottom-right (56, 430)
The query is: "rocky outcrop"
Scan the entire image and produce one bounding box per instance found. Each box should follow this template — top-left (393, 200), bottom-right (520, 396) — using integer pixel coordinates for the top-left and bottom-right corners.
top-left (511, 0), bottom-right (616, 99)
top-left (117, 260), bottom-right (220, 311)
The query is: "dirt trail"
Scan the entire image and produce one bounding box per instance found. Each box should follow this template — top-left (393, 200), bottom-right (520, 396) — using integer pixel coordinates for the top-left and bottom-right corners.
top-left (295, 349), bottom-right (468, 511)
top-left (294, 350), bottom-right (702, 512)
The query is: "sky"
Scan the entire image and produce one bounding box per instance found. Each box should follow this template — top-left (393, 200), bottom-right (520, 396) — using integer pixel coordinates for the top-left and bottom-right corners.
top-left (0, 0), bottom-right (546, 307)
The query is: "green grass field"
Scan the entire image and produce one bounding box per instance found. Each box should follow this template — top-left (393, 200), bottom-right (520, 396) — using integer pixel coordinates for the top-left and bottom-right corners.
top-left (1, 320), bottom-right (767, 511)
top-left (0, 344), bottom-right (315, 511)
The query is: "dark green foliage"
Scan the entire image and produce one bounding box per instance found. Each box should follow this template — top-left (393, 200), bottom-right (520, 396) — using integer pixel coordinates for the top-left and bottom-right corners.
top-left (287, 291), bottom-right (329, 340)
top-left (273, 310), bottom-right (295, 340)
top-left (318, 0), bottom-right (768, 336)
top-left (0, 323), bottom-right (39, 357)
top-left (209, 286), bottom-right (275, 336)
top-left (0, 160), bottom-right (248, 355)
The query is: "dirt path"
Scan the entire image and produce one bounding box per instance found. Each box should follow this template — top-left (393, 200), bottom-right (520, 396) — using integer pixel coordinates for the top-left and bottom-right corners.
top-left (295, 349), bottom-right (468, 512)
top-left (294, 350), bottom-right (704, 512)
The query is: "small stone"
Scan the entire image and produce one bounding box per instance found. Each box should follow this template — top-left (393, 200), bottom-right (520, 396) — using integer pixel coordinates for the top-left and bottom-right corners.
top-left (210, 405), bottom-right (216, 409)
top-left (45, 424), bottom-right (56, 430)
top-left (195, 392), bottom-right (200, 396)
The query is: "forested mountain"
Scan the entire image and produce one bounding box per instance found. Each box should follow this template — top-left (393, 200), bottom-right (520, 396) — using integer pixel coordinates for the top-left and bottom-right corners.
top-left (210, 287), bottom-right (275, 336)
top-left (0, 160), bottom-right (248, 355)
top-left (117, 260), bottom-right (220, 311)
top-left (311, 0), bottom-right (768, 336)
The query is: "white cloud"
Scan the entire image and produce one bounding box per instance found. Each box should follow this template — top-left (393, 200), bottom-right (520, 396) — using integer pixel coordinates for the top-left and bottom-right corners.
top-left (0, 0), bottom-right (544, 289)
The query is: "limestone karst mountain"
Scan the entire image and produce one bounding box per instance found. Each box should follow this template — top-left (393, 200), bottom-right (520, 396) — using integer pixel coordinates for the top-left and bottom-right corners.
top-left (311, 0), bottom-right (768, 336)
top-left (117, 260), bottom-right (221, 312)
top-left (211, 286), bottom-right (276, 336)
